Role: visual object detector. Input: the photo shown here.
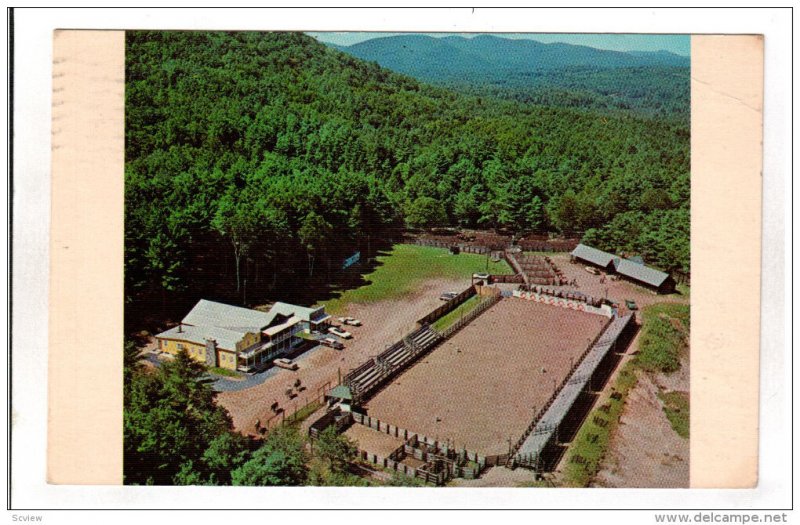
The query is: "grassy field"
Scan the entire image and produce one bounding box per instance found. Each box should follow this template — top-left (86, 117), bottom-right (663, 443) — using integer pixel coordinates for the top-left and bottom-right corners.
top-left (658, 391), bottom-right (690, 439)
top-left (431, 295), bottom-right (483, 331)
top-left (284, 400), bottom-right (323, 429)
top-left (322, 244), bottom-right (512, 314)
top-left (208, 366), bottom-right (244, 379)
top-left (637, 303), bottom-right (690, 373)
top-left (561, 361), bottom-right (639, 487)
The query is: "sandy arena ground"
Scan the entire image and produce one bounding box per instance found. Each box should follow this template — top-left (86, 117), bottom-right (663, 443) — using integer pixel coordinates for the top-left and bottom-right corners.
top-left (217, 276), bottom-right (473, 435)
top-left (344, 424), bottom-right (406, 457)
top-left (364, 299), bottom-right (608, 456)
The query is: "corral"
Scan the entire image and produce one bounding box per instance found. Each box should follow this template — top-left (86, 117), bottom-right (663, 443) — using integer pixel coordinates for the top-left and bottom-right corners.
top-left (363, 299), bottom-right (609, 456)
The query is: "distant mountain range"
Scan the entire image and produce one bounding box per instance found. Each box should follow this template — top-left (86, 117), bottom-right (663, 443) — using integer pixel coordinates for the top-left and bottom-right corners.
top-left (325, 34), bottom-right (690, 119)
top-left (330, 34), bottom-right (689, 80)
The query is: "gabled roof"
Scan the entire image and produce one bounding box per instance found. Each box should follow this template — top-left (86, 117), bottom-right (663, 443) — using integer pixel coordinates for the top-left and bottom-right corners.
top-left (571, 244), bottom-right (616, 267)
top-left (572, 244), bottom-right (671, 288)
top-left (263, 315), bottom-right (302, 336)
top-left (614, 258), bottom-right (671, 288)
top-left (328, 385), bottom-right (353, 401)
top-left (182, 299), bottom-right (272, 332)
top-left (157, 299), bottom-right (328, 352)
top-left (156, 324), bottom-right (242, 351)
top-left (269, 302), bottom-right (321, 324)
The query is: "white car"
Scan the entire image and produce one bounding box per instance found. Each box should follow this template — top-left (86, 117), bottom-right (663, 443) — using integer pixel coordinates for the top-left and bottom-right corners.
top-left (273, 358), bottom-right (299, 371)
top-left (328, 326), bottom-right (352, 339)
top-left (337, 316), bottom-right (362, 326)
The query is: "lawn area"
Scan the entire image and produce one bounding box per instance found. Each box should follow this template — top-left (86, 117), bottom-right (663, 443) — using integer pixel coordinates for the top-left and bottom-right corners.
top-left (637, 303), bottom-right (690, 373)
top-left (431, 295), bottom-right (483, 332)
top-left (208, 366), bottom-right (244, 379)
top-left (283, 399), bottom-right (323, 429)
top-left (322, 244), bottom-right (512, 314)
top-left (658, 391), bottom-right (689, 439)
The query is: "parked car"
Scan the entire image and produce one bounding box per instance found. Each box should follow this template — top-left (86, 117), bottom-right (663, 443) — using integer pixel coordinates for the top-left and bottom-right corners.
top-left (320, 337), bottom-right (345, 350)
top-left (337, 316), bottom-right (362, 326)
top-left (439, 291), bottom-right (459, 301)
top-left (273, 357), bottom-right (299, 371)
top-left (584, 266), bottom-right (600, 275)
top-left (625, 300), bottom-right (639, 311)
top-left (328, 326), bottom-right (352, 339)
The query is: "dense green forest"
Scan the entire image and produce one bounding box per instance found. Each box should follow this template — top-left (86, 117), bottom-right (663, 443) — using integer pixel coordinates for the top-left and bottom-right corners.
top-left (125, 31), bottom-right (689, 327)
top-left (332, 34), bottom-right (690, 119)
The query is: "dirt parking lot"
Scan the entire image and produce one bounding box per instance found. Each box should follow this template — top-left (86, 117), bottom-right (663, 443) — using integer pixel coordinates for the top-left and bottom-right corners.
top-left (364, 299), bottom-right (608, 455)
top-left (216, 276), bottom-right (472, 435)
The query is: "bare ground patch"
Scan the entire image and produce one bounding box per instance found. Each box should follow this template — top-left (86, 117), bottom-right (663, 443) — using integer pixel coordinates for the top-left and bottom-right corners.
top-left (593, 354), bottom-right (689, 488)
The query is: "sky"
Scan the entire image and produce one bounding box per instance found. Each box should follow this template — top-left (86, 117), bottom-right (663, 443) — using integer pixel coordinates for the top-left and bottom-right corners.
top-left (306, 32), bottom-right (691, 56)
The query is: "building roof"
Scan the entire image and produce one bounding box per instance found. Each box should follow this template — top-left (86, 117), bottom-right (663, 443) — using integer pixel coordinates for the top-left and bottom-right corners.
top-left (157, 299), bottom-right (328, 352)
top-left (614, 258), bottom-right (671, 288)
top-left (269, 302), bottom-right (321, 324)
top-left (263, 315), bottom-right (302, 337)
top-left (328, 385), bottom-right (353, 401)
top-left (571, 244), bottom-right (616, 267)
top-left (155, 324), bottom-right (242, 351)
top-left (182, 299), bottom-right (272, 332)
top-left (572, 244), bottom-right (671, 288)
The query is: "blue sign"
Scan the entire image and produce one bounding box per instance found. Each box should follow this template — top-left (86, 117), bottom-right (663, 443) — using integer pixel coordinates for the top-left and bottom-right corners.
top-left (342, 251), bottom-right (361, 269)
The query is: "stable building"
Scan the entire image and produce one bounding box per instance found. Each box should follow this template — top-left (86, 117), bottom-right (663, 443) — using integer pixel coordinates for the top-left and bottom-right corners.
top-left (570, 243), bottom-right (676, 294)
top-left (155, 299), bottom-right (330, 372)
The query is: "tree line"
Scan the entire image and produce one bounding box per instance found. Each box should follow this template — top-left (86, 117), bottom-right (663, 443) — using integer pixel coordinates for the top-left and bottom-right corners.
top-left (125, 30), bottom-right (690, 327)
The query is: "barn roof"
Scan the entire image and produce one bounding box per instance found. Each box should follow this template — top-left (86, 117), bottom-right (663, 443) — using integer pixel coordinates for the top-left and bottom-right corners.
top-left (571, 244), bottom-right (616, 267)
top-left (572, 244), bottom-right (672, 288)
top-left (614, 258), bottom-right (671, 288)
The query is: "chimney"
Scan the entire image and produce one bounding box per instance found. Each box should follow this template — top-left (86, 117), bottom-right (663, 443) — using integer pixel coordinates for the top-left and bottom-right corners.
top-left (178, 323), bottom-right (183, 333)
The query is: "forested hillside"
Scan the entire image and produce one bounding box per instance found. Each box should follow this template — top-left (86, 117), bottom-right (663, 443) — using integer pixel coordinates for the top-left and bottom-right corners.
top-left (126, 31), bottom-right (689, 326)
top-left (331, 34), bottom-right (690, 119)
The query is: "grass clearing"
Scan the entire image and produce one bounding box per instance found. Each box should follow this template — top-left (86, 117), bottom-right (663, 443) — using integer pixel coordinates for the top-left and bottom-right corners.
top-left (431, 295), bottom-right (483, 331)
top-left (658, 391), bottom-right (689, 439)
top-left (637, 303), bottom-right (690, 373)
top-left (283, 400), bottom-right (324, 429)
top-left (322, 244), bottom-right (512, 314)
top-left (208, 367), bottom-right (244, 379)
top-left (561, 361), bottom-right (638, 488)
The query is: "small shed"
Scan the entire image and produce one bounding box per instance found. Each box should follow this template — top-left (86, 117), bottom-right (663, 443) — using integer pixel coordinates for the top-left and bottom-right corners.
top-left (327, 385), bottom-right (355, 411)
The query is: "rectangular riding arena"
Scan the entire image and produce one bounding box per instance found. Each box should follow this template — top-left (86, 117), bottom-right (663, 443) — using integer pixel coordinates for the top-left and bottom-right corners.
top-left (363, 299), bottom-right (608, 456)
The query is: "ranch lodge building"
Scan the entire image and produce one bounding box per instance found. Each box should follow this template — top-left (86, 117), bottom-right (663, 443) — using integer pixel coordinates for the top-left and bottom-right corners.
top-left (156, 299), bottom-right (331, 372)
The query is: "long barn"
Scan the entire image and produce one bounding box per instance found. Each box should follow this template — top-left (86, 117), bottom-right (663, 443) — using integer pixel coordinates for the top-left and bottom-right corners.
top-left (571, 244), bottom-right (676, 294)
